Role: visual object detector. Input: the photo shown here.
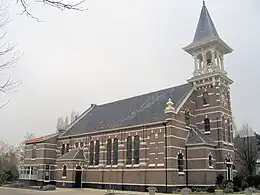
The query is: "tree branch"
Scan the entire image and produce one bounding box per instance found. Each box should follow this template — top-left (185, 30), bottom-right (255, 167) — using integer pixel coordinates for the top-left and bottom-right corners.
top-left (16, 0), bottom-right (86, 21)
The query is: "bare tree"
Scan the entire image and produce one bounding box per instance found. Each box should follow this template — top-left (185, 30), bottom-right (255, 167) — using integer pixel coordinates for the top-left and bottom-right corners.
top-left (234, 123), bottom-right (258, 176)
top-left (0, 5), bottom-right (21, 108)
top-left (16, 0), bottom-right (86, 21)
top-left (56, 110), bottom-right (79, 132)
top-left (16, 132), bottom-right (35, 163)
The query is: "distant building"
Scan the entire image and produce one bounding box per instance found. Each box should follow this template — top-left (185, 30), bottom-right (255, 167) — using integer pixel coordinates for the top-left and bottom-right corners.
top-left (19, 1), bottom-right (235, 192)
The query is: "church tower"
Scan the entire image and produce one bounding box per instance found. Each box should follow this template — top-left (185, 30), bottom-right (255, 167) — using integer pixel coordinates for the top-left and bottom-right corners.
top-left (183, 1), bottom-right (235, 179)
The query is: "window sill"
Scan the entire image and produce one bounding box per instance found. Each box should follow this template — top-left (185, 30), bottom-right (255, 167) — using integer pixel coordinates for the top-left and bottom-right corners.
top-left (31, 158), bottom-right (36, 161)
top-left (125, 164), bottom-right (132, 168)
top-left (204, 131), bottom-right (210, 135)
top-left (133, 164), bottom-right (139, 167)
top-left (112, 165), bottom-right (118, 168)
top-left (209, 166), bottom-right (214, 169)
top-left (88, 165), bottom-right (94, 168)
top-left (157, 163), bottom-right (164, 167)
top-left (203, 104), bottom-right (209, 107)
top-left (178, 172), bottom-right (185, 176)
top-left (148, 164), bottom-right (156, 167)
top-left (105, 165), bottom-right (111, 168)
top-left (61, 176), bottom-right (66, 179)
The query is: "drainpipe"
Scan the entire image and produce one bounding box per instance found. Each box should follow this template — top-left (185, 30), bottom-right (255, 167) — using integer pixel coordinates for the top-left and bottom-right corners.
top-left (163, 122), bottom-right (167, 193)
top-left (185, 146), bottom-right (188, 187)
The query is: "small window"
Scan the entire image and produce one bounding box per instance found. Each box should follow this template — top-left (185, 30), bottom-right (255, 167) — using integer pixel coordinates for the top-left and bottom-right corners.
top-left (80, 142), bottom-right (84, 148)
top-left (66, 144), bottom-right (70, 153)
top-left (209, 155), bottom-right (213, 167)
top-left (185, 110), bottom-right (190, 126)
top-left (75, 142), bottom-right (79, 148)
top-left (62, 165), bottom-right (67, 177)
top-left (204, 118), bottom-right (210, 132)
top-left (203, 92), bottom-right (209, 105)
top-left (177, 153), bottom-right (184, 172)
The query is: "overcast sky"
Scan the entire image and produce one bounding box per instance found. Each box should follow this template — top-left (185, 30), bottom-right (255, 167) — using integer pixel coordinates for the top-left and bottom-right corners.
top-left (0, 0), bottom-right (259, 145)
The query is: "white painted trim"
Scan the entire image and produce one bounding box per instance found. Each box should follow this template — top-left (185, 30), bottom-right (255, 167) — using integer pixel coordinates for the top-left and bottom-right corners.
top-left (175, 86), bottom-right (196, 114)
top-left (24, 157), bottom-right (56, 160)
top-left (59, 105), bottom-right (96, 138)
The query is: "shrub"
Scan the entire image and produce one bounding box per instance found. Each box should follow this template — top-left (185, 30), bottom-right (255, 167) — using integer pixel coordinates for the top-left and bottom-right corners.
top-left (216, 174), bottom-right (224, 188)
top-left (206, 186), bottom-right (215, 193)
top-left (246, 175), bottom-right (260, 187)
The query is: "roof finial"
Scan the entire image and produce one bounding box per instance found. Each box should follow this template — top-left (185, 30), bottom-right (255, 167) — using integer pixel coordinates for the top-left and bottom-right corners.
top-left (203, 0), bottom-right (205, 6)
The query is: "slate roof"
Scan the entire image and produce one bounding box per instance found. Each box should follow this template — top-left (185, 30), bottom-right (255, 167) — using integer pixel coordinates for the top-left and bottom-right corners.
top-left (61, 83), bottom-right (193, 137)
top-left (192, 1), bottom-right (219, 45)
top-left (186, 127), bottom-right (216, 146)
top-left (57, 149), bottom-right (85, 161)
top-left (183, 2), bottom-right (233, 55)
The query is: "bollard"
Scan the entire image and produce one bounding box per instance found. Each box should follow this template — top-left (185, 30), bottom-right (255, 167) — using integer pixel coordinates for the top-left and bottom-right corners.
top-left (215, 189), bottom-right (224, 195)
top-left (181, 188), bottom-right (191, 195)
top-left (245, 188), bottom-right (252, 195)
top-left (147, 187), bottom-right (158, 195)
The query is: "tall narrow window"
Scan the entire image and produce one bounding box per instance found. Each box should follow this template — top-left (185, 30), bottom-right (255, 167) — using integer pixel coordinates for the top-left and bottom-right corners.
top-left (222, 117), bottom-right (226, 141)
top-left (204, 118), bottom-right (210, 132)
top-left (66, 144), bottom-right (69, 153)
top-left (133, 135), bottom-right (140, 164)
top-left (75, 142), bottom-right (79, 148)
top-left (61, 144), bottom-right (65, 155)
top-left (113, 138), bottom-right (118, 165)
top-left (209, 155), bottom-right (213, 167)
top-left (32, 144), bottom-right (37, 159)
top-left (95, 140), bottom-right (100, 165)
top-left (227, 119), bottom-right (231, 143)
top-left (106, 139), bottom-right (112, 165)
top-left (184, 110), bottom-right (190, 126)
top-left (62, 165), bottom-right (67, 177)
top-left (177, 153), bottom-right (184, 172)
top-left (89, 141), bottom-right (94, 165)
top-left (126, 136), bottom-right (132, 165)
top-left (203, 92), bottom-right (209, 105)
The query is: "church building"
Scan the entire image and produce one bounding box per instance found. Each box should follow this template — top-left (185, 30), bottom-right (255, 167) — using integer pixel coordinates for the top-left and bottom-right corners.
top-left (19, 1), bottom-right (235, 192)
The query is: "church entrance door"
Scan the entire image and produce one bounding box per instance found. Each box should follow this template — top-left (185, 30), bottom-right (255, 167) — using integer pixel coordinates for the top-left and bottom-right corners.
top-left (74, 166), bottom-right (82, 188)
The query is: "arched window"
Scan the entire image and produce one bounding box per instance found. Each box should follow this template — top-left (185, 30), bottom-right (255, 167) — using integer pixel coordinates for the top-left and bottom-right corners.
top-left (209, 155), bottom-right (213, 167)
top-left (126, 136), bottom-right (132, 165)
top-left (133, 135), bottom-right (140, 164)
top-left (75, 142), bottom-right (79, 148)
top-left (62, 165), bottom-right (67, 177)
top-left (177, 153), bottom-right (184, 172)
top-left (204, 118), bottom-right (210, 132)
top-left (66, 144), bottom-right (69, 153)
top-left (106, 139), bottom-right (112, 165)
top-left (61, 144), bottom-right (65, 155)
top-left (113, 138), bottom-right (118, 165)
top-left (89, 141), bottom-right (94, 165)
top-left (203, 92), bottom-right (209, 105)
top-left (95, 140), bottom-right (100, 165)
top-left (185, 110), bottom-right (190, 126)
top-left (80, 142), bottom-right (84, 148)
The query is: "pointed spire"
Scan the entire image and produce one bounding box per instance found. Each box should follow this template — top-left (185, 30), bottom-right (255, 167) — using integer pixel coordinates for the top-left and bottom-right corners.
top-left (192, 2), bottom-right (219, 44)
